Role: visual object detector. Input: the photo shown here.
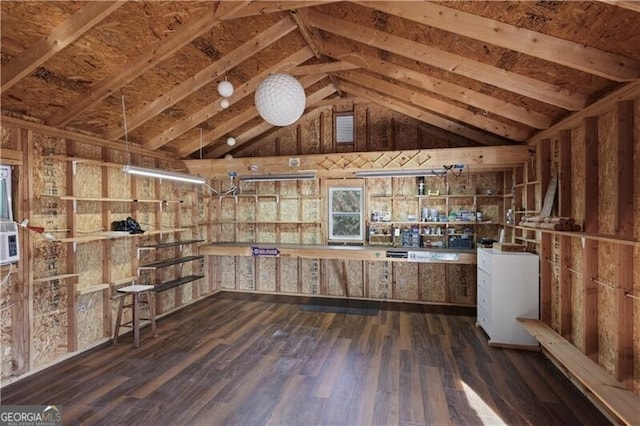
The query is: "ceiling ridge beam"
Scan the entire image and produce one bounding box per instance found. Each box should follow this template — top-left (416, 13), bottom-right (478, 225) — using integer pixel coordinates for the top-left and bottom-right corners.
top-left (145, 47), bottom-right (314, 151)
top-left (289, 61), bottom-right (359, 76)
top-left (179, 73), bottom-right (327, 157)
top-left (337, 79), bottom-right (509, 146)
top-left (211, 86), bottom-right (336, 158)
top-left (338, 70), bottom-right (530, 141)
top-left (104, 16), bottom-right (298, 141)
top-left (359, 1), bottom-right (640, 82)
top-left (1, 1), bottom-right (125, 93)
top-left (320, 40), bottom-right (552, 129)
top-left (305, 9), bottom-right (587, 111)
top-left (290, 8), bottom-right (343, 96)
top-left (45, 1), bottom-right (250, 127)
top-left (229, 1), bottom-right (342, 19)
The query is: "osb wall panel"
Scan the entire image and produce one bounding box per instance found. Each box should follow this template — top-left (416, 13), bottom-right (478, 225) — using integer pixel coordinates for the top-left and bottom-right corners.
top-left (220, 256), bottom-right (236, 290)
top-left (77, 242), bottom-right (103, 292)
top-left (598, 110), bottom-right (617, 235)
top-left (367, 261), bottom-right (392, 300)
top-left (76, 292), bottom-right (103, 349)
top-left (256, 224), bottom-right (276, 244)
top-left (597, 241), bottom-right (616, 376)
top-left (256, 258), bottom-right (276, 292)
top-left (393, 263), bottom-right (419, 301)
top-left (1, 126), bottom-right (18, 149)
top-left (325, 260), bottom-right (363, 298)
top-left (446, 264), bottom-right (475, 305)
top-left (32, 282), bottom-right (67, 367)
top-left (279, 258), bottom-right (299, 294)
top-left (300, 259), bottom-right (321, 295)
top-left (571, 238), bottom-right (585, 351)
top-left (634, 99), bottom-right (640, 395)
top-left (110, 240), bottom-right (133, 282)
top-left (1, 304), bottom-right (13, 378)
top-left (300, 224), bottom-right (321, 245)
top-left (418, 264), bottom-right (446, 303)
top-left (234, 257), bottom-right (253, 291)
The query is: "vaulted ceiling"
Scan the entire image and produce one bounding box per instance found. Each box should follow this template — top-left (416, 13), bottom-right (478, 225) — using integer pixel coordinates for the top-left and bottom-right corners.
top-left (1, 1), bottom-right (639, 159)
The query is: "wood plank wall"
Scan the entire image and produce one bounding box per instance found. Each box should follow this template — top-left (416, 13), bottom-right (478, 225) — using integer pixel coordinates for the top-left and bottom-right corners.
top-left (532, 96), bottom-right (639, 395)
top-left (0, 122), bottom-right (217, 383)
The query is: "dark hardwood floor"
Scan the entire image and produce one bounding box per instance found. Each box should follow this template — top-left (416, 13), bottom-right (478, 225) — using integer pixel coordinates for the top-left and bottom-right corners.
top-left (1, 292), bottom-right (610, 425)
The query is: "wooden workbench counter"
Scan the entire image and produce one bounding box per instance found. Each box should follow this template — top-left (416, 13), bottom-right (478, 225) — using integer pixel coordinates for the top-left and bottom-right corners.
top-left (199, 243), bottom-right (477, 264)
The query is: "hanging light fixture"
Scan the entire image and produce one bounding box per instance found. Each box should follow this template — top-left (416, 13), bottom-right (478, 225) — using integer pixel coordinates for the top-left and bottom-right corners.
top-left (219, 98), bottom-right (230, 109)
top-left (226, 136), bottom-right (236, 146)
top-left (123, 165), bottom-right (205, 185)
top-left (254, 73), bottom-right (306, 126)
top-left (217, 78), bottom-right (234, 98)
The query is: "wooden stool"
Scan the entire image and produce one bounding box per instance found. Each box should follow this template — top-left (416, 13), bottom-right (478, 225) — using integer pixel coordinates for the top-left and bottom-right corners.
top-left (113, 285), bottom-right (157, 347)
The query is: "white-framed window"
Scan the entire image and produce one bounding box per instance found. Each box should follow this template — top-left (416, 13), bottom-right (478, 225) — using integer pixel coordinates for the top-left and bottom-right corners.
top-left (328, 186), bottom-right (363, 241)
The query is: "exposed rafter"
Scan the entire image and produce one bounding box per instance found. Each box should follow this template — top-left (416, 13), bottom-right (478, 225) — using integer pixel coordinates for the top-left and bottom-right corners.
top-left (208, 85), bottom-right (336, 158)
top-left (305, 9), bottom-right (588, 111)
top-left (360, 1), bottom-right (640, 82)
top-left (289, 61), bottom-right (359, 76)
top-left (178, 73), bottom-right (327, 157)
top-left (320, 40), bottom-right (552, 129)
top-left (145, 47), bottom-right (315, 151)
top-left (104, 16), bottom-right (298, 141)
top-left (229, 1), bottom-right (343, 19)
top-left (337, 80), bottom-right (509, 146)
top-left (45, 1), bottom-right (250, 127)
top-left (1, 1), bottom-right (125, 93)
top-left (338, 71), bottom-right (530, 141)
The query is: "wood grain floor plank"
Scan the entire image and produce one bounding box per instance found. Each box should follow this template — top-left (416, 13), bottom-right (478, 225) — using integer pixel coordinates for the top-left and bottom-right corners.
top-left (1, 292), bottom-right (612, 426)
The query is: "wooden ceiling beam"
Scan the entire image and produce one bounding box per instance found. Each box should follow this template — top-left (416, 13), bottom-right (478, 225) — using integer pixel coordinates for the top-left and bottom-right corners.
top-left (289, 61), bottom-right (359, 76)
top-left (337, 80), bottom-right (510, 146)
top-left (210, 85), bottom-right (337, 158)
top-left (360, 1), bottom-right (640, 82)
top-left (45, 1), bottom-right (250, 127)
top-left (290, 8), bottom-right (343, 96)
top-left (104, 16), bottom-right (298, 141)
top-left (339, 71), bottom-right (530, 141)
top-left (305, 9), bottom-right (587, 111)
top-left (178, 73), bottom-right (327, 157)
top-left (320, 40), bottom-right (552, 129)
top-left (229, 1), bottom-right (342, 19)
top-left (185, 146), bottom-right (530, 179)
top-left (595, 1), bottom-right (640, 14)
top-left (1, 1), bottom-right (125, 93)
top-left (145, 47), bottom-right (314, 151)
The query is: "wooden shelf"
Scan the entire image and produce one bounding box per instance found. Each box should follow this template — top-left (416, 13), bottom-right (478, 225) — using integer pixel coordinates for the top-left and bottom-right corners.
top-left (213, 221), bottom-right (321, 225)
top-left (515, 236), bottom-right (539, 244)
top-left (50, 155), bottom-right (125, 169)
top-left (138, 239), bottom-right (204, 250)
top-left (59, 196), bottom-right (165, 203)
top-left (111, 276), bottom-right (138, 286)
top-left (33, 273), bottom-right (79, 283)
top-left (152, 275), bottom-right (205, 293)
top-left (515, 226), bottom-right (639, 247)
top-left (139, 255), bottom-right (204, 270)
top-left (78, 283), bottom-right (110, 295)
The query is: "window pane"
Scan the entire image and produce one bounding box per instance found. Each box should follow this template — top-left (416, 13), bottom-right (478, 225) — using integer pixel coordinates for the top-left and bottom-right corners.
top-left (331, 189), bottom-right (361, 212)
top-left (331, 214), bottom-right (360, 238)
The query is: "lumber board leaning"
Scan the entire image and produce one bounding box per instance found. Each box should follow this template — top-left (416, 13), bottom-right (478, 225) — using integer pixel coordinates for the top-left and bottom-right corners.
top-left (517, 318), bottom-right (640, 425)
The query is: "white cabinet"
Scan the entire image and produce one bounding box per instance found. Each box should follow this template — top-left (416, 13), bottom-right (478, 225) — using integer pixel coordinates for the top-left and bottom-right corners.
top-left (477, 248), bottom-right (539, 348)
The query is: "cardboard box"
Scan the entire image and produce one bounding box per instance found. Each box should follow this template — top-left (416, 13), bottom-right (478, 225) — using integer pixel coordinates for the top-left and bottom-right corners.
top-left (492, 243), bottom-right (526, 252)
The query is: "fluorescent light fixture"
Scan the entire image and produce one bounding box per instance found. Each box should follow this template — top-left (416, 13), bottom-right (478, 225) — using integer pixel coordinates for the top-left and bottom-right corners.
top-left (239, 172), bottom-right (316, 182)
top-left (354, 169), bottom-right (444, 178)
top-left (122, 165), bottom-right (205, 185)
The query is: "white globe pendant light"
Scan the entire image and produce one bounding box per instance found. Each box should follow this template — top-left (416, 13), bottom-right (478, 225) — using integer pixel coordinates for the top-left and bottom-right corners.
top-left (226, 136), bottom-right (236, 146)
top-left (217, 79), bottom-right (234, 98)
top-left (255, 74), bottom-right (306, 126)
top-left (219, 98), bottom-right (230, 109)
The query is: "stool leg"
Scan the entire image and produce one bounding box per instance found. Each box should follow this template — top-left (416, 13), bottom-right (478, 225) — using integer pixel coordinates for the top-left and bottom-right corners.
top-left (132, 292), bottom-right (141, 347)
top-left (113, 294), bottom-right (125, 345)
top-left (147, 291), bottom-right (158, 337)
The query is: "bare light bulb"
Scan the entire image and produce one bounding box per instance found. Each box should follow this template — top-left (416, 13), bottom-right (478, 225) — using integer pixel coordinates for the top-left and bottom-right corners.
top-left (226, 137), bottom-right (236, 146)
top-left (220, 98), bottom-right (230, 109)
top-left (224, 154), bottom-right (234, 160)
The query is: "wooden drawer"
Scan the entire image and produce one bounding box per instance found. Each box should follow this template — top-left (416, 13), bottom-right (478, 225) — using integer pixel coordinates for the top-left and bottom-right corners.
top-left (477, 285), bottom-right (491, 312)
top-left (477, 305), bottom-right (490, 333)
top-left (477, 248), bottom-right (492, 273)
top-left (477, 268), bottom-right (491, 292)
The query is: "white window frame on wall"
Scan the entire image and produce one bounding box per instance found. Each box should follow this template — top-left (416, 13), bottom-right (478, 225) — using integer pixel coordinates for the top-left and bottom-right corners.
top-left (334, 112), bottom-right (355, 144)
top-left (328, 186), bottom-right (363, 241)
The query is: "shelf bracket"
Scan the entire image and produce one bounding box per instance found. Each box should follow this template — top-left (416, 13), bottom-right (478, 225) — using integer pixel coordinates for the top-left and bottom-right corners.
top-left (72, 199), bottom-right (77, 213)
top-left (72, 161), bottom-right (78, 176)
top-left (73, 241), bottom-right (78, 253)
